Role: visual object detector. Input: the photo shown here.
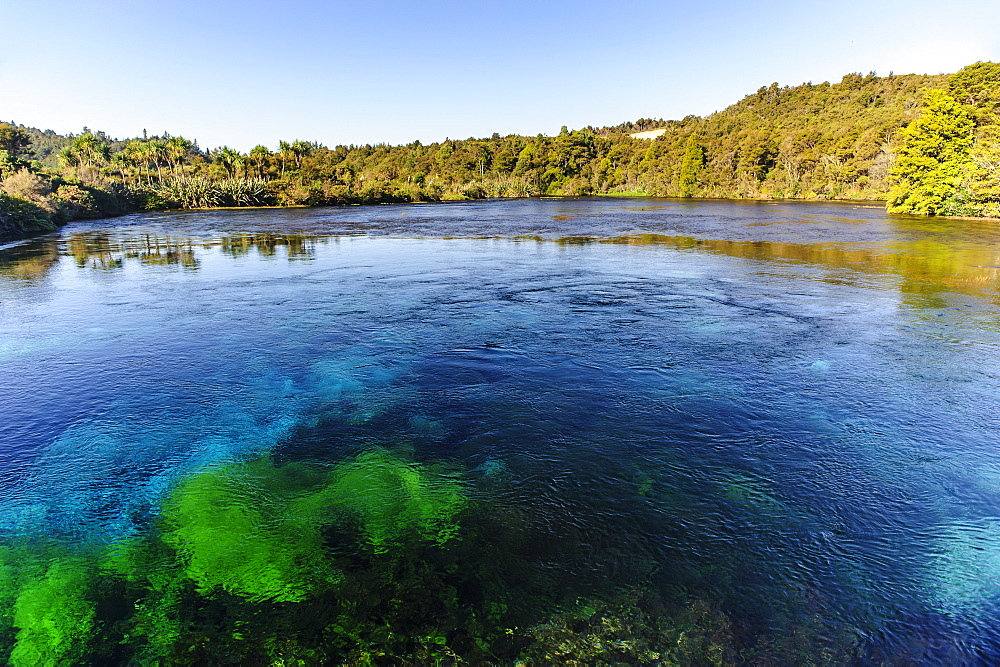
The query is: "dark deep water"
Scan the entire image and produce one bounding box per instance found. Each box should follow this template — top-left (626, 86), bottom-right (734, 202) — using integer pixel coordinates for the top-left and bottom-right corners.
top-left (1, 198), bottom-right (1000, 664)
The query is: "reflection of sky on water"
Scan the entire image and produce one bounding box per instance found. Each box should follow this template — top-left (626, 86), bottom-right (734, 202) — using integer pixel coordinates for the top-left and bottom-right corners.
top-left (1, 198), bottom-right (1000, 658)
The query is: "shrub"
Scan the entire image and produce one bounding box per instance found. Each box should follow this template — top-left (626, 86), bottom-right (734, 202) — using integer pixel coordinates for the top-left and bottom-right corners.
top-left (0, 193), bottom-right (55, 238)
top-left (1, 168), bottom-right (57, 213)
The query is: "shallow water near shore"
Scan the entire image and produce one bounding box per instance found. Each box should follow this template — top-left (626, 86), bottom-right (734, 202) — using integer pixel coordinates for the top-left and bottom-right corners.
top-left (1, 197), bottom-right (1000, 663)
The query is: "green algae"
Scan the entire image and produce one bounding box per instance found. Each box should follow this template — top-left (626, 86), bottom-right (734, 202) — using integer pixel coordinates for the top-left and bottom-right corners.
top-left (0, 547), bottom-right (17, 663)
top-left (159, 449), bottom-right (465, 602)
top-left (100, 537), bottom-right (196, 656)
top-left (9, 447), bottom-right (470, 661)
top-left (7, 554), bottom-right (96, 667)
top-left (293, 448), bottom-right (466, 551)
top-left (161, 458), bottom-right (337, 602)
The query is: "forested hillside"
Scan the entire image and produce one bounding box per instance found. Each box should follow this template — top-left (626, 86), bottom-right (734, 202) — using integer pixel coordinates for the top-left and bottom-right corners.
top-left (2, 63), bottom-right (998, 240)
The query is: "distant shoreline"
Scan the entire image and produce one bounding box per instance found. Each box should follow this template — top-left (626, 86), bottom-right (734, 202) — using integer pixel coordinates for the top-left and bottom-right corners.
top-left (124, 196), bottom-right (1000, 227)
top-left (8, 195), bottom-right (1000, 247)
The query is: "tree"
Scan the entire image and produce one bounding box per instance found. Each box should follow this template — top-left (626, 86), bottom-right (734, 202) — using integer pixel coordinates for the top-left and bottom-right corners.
top-left (108, 152), bottom-right (132, 183)
top-left (679, 135), bottom-right (705, 196)
top-left (887, 90), bottom-right (975, 215)
top-left (278, 140), bottom-right (293, 177)
top-left (121, 139), bottom-right (166, 184)
top-left (290, 140), bottom-right (313, 168)
top-left (248, 145), bottom-right (270, 179)
top-left (56, 132), bottom-right (110, 181)
top-left (965, 124), bottom-right (1000, 217)
top-left (122, 140), bottom-right (151, 184)
top-left (0, 150), bottom-right (16, 179)
top-left (948, 62), bottom-right (1000, 120)
top-left (146, 139), bottom-right (167, 182)
top-left (0, 123), bottom-right (32, 161)
top-left (213, 146), bottom-right (245, 178)
top-left (69, 132), bottom-right (110, 168)
top-left (165, 136), bottom-right (193, 178)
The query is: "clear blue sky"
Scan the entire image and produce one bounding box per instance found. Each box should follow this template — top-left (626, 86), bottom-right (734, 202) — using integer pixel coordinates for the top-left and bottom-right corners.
top-left (2, 0), bottom-right (998, 151)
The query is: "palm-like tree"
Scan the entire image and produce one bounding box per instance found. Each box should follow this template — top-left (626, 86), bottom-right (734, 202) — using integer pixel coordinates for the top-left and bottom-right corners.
top-left (248, 145), bottom-right (271, 179)
top-left (57, 146), bottom-right (80, 172)
top-left (60, 132), bottom-right (110, 179)
top-left (123, 140), bottom-right (150, 184)
top-left (290, 140), bottom-right (313, 169)
top-left (213, 146), bottom-right (245, 179)
top-left (278, 140), bottom-right (293, 178)
top-left (146, 139), bottom-right (167, 182)
top-left (166, 136), bottom-right (194, 179)
top-left (108, 151), bottom-right (132, 183)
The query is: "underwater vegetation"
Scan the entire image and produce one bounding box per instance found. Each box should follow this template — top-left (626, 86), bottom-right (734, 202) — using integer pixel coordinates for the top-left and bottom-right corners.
top-left (0, 448), bottom-right (481, 663)
top-left (520, 590), bottom-right (739, 665)
top-left (162, 447), bottom-right (461, 569)
top-left (0, 448), bottom-right (733, 664)
top-left (161, 457), bottom-right (335, 603)
top-left (304, 448), bottom-right (466, 549)
top-left (160, 448), bottom-right (465, 602)
top-left (0, 545), bottom-right (98, 666)
top-left (0, 445), bottom-right (872, 664)
top-left (10, 557), bottom-right (95, 666)
top-left (2, 373), bottom-right (995, 661)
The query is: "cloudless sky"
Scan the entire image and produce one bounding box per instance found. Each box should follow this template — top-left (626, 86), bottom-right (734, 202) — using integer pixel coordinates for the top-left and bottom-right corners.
top-left (2, 0), bottom-right (998, 151)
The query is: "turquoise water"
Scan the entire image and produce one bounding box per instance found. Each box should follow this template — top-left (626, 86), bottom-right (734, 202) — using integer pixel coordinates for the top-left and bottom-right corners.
top-left (1, 198), bottom-right (999, 663)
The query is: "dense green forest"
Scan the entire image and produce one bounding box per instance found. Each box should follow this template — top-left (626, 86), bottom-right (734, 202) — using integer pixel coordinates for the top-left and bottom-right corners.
top-left (2, 62), bottom-right (998, 240)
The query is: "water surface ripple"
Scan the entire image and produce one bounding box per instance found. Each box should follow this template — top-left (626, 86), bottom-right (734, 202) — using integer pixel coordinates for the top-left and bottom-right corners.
top-left (1, 198), bottom-right (999, 663)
